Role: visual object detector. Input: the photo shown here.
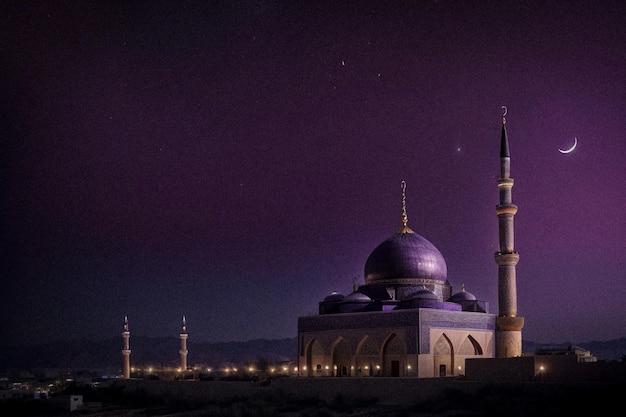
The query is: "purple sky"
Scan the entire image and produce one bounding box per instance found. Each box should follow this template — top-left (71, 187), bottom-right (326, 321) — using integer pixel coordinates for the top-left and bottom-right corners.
top-left (1, 1), bottom-right (624, 348)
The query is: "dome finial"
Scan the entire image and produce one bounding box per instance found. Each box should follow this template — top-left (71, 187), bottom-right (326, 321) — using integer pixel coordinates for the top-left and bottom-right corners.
top-left (398, 181), bottom-right (414, 233)
top-left (401, 180), bottom-right (408, 227)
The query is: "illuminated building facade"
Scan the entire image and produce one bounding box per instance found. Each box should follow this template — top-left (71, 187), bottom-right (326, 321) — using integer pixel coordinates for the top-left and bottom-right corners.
top-left (297, 112), bottom-right (522, 377)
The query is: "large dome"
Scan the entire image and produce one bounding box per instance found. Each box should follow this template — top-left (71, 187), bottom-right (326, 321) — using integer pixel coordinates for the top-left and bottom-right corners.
top-left (364, 226), bottom-right (447, 285)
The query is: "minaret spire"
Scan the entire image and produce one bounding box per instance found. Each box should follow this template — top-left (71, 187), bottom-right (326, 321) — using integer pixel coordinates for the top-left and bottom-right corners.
top-left (122, 316), bottom-right (131, 379)
top-left (179, 315), bottom-right (189, 372)
top-left (494, 106), bottom-right (524, 358)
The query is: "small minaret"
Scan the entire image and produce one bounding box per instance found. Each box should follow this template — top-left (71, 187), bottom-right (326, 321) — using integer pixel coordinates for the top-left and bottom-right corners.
top-left (494, 107), bottom-right (524, 358)
top-left (179, 316), bottom-right (188, 371)
top-left (122, 316), bottom-right (131, 379)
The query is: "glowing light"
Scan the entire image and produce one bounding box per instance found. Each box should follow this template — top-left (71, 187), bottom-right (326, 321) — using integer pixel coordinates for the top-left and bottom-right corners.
top-left (407, 365), bottom-right (412, 369)
top-left (325, 365), bottom-right (329, 370)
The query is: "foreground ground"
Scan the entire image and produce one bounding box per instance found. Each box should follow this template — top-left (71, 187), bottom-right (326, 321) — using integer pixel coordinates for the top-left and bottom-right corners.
top-left (2, 379), bottom-right (624, 416)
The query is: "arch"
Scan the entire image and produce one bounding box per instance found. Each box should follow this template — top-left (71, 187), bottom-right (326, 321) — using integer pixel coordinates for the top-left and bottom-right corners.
top-left (458, 334), bottom-right (483, 356)
top-left (381, 333), bottom-right (406, 377)
top-left (455, 334), bottom-right (484, 376)
top-left (355, 335), bottom-right (379, 377)
top-left (432, 333), bottom-right (453, 377)
top-left (305, 339), bottom-right (325, 377)
top-left (331, 337), bottom-right (352, 377)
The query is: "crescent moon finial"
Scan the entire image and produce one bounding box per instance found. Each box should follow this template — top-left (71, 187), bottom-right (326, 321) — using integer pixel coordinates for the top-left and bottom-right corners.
top-left (501, 105), bottom-right (507, 125)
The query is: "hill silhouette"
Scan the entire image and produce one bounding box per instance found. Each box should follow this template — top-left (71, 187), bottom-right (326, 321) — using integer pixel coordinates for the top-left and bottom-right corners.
top-left (0, 336), bottom-right (297, 371)
top-left (1, 337), bottom-right (625, 372)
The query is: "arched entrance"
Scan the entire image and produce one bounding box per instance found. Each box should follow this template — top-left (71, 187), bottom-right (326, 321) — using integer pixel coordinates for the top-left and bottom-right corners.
top-left (355, 336), bottom-right (379, 376)
top-left (381, 333), bottom-right (406, 377)
top-left (331, 338), bottom-right (352, 376)
top-left (305, 339), bottom-right (325, 377)
top-left (433, 333), bottom-right (453, 377)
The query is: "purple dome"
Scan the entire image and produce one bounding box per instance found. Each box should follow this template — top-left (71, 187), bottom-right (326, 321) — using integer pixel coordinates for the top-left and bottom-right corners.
top-left (344, 291), bottom-right (372, 302)
top-left (409, 286), bottom-right (440, 300)
top-left (323, 291), bottom-right (345, 302)
top-left (364, 228), bottom-right (447, 285)
top-left (448, 286), bottom-right (477, 302)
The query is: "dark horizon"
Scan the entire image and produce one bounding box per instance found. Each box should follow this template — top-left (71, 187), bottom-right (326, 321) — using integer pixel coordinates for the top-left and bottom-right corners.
top-left (2, 334), bottom-right (625, 372)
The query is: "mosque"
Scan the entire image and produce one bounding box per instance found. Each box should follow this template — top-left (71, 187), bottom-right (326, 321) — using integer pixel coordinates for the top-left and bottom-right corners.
top-left (120, 112), bottom-right (524, 380)
top-left (296, 111), bottom-right (524, 378)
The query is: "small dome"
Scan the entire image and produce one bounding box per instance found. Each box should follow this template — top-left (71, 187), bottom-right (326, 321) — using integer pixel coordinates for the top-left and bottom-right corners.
top-left (448, 285), bottom-right (477, 302)
top-left (323, 291), bottom-right (345, 302)
top-left (409, 286), bottom-right (439, 300)
top-left (344, 291), bottom-right (372, 302)
top-left (364, 228), bottom-right (447, 285)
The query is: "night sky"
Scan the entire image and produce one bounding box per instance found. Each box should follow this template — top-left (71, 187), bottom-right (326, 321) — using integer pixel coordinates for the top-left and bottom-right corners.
top-left (1, 1), bottom-right (624, 348)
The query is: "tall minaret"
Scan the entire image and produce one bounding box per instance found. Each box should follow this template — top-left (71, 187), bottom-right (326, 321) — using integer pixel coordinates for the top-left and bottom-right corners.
top-left (179, 316), bottom-right (188, 371)
top-left (122, 316), bottom-right (131, 379)
top-left (494, 106), bottom-right (524, 358)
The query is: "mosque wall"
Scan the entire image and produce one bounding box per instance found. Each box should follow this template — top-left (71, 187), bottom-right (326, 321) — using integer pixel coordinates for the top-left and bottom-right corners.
top-left (298, 309), bottom-right (496, 378)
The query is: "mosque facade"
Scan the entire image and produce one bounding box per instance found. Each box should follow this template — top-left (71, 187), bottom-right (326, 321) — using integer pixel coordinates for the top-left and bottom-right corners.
top-left (297, 112), bottom-right (523, 378)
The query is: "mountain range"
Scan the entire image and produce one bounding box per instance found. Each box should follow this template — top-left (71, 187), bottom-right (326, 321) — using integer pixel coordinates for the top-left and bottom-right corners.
top-left (1, 337), bottom-right (625, 372)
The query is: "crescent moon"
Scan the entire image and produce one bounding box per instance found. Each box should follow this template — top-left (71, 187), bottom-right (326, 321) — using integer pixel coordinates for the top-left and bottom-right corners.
top-left (558, 137), bottom-right (578, 154)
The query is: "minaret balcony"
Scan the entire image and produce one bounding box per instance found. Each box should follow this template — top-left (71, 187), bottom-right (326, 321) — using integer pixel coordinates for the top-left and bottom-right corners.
top-left (495, 204), bottom-right (518, 215)
top-left (497, 178), bottom-right (514, 187)
top-left (494, 252), bottom-right (519, 266)
top-left (496, 316), bottom-right (524, 331)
